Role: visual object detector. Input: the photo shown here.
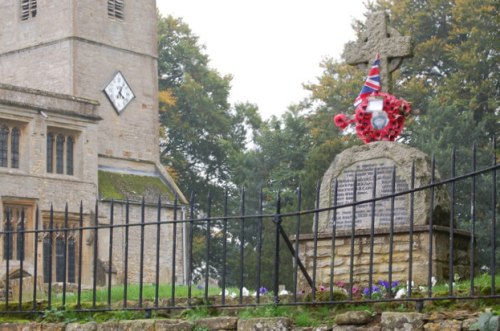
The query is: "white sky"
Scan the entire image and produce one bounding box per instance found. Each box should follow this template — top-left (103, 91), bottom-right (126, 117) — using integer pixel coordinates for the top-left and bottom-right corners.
top-left (157, 0), bottom-right (367, 119)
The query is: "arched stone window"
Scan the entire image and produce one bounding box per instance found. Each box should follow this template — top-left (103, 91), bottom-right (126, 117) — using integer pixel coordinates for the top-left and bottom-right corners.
top-left (2, 205), bottom-right (31, 261)
top-left (47, 132), bottom-right (75, 176)
top-left (42, 223), bottom-right (78, 284)
top-left (0, 124), bottom-right (21, 169)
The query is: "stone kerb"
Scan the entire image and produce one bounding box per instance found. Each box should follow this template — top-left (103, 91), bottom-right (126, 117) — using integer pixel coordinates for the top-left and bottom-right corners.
top-left (318, 142), bottom-right (449, 233)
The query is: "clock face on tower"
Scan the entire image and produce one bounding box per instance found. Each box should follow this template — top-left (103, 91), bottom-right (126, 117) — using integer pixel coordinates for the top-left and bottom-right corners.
top-left (103, 72), bottom-right (135, 114)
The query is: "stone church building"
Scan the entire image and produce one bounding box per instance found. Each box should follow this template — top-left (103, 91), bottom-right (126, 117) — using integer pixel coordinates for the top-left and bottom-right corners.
top-left (0, 1), bottom-right (187, 289)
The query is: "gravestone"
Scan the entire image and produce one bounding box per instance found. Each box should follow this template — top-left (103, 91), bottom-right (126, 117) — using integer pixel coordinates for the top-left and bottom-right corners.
top-left (317, 142), bottom-right (450, 233)
top-left (0, 267), bottom-right (45, 301)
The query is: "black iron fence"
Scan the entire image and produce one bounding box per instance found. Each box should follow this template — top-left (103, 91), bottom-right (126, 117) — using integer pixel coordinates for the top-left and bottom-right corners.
top-left (0, 143), bottom-right (498, 314)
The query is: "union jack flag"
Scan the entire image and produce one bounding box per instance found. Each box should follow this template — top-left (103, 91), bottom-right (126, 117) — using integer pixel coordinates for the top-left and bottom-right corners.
top-left (354, 54), bottom-right (381, 107)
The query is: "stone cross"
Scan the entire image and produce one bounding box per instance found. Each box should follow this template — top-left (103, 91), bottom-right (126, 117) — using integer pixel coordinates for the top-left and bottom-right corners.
top-left (344, 11), bottom-right (413, 93)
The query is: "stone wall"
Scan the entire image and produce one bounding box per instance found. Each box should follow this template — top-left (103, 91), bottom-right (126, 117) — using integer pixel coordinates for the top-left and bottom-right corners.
top-left (0, 310), bottom-right (490, 330)
top-left (97, 201), bottom-right (186, 286)
top-left (293, 225), bottom-right (472, 289)
top-left (73, 41), bottom-right (160, 163)
top-left (0, 84), bottom-right (100, 212)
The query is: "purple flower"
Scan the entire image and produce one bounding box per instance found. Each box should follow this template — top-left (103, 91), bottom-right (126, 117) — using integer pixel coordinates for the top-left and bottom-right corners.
top-left (392, 281), bottom-right (399, 288)
top-left (363, 285), bottom-right (380, 296)
top-left (319, 285), bottom-right (326, 292)
top-left (258, 287), bottom-right (268, 295)
top-left (378, 280), bottom-right (390, 290)
top-left (196, 284), bottom-right (204, 290)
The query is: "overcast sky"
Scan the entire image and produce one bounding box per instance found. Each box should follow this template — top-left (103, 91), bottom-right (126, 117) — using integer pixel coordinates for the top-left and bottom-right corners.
top-left (157, 0), bottom-right (367, 119)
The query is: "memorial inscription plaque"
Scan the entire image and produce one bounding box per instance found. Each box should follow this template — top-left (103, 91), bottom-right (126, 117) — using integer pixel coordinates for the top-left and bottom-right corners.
top-left (333, 158), bottom-right (409, 229)
top-left (317, 142), bottom-right (449, 232)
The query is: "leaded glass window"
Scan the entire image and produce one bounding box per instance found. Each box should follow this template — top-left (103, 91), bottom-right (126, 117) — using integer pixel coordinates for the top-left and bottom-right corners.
top-left (3, 210), bottom-right (13, 260)
top-left (16, 219), bottom-right (25, 261)
top-left (0, 126), bottom-right (8, 167)
top-left (11, 127), bottom-right (20, 169)
top-left (47, 133), bottom-right (54, 173)
top-left (66, 136), bottom-right (74, 176)
top-left (68, 238), bottom-right (76, 283)
top-left (43, 236), bottom-right (51, 283)
top-left (3, 206), bottom-right (29, 261)
top-left (55, 236), bottom-right (65, 282)
top-left (0, 125), bottom-right (21, 169)
top-left (56, 135), bottom-right (64, 174)
top-left (47, 132), bottom-right (76, 176)
top-left (42, 223), bottom-right (78, 284)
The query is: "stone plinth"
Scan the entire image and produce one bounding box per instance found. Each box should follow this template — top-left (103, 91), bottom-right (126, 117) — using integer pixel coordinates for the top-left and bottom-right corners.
top-left (318, 142), bottom-right (449, 233)
top-left (294, 225), bottom-right (472, 289)
top-left (294, 142), bottom-right (471, 289)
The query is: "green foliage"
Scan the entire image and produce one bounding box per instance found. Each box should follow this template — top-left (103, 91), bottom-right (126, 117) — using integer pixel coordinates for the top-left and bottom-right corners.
top-left (181, 306), bottom-right (214, 321)
top-left (156, 0), bottom-right (499, 295)
top-left (294, 311), bottom-right (318, 327)
top-left (40, 307), bottom-right (78, 323)
top-left (158, 14), bottom-right (258, 213)
top-left (375, 0), bottom-right (499, 267)
top-left (430, 274), bottom-right (500, 298)
top-left (193, 327), bottom-right (211, 331)
top-left (303, 0), bottom-right (499, 268)
top-left (238, 303), bottom-right (291, 319)
top-left (156, 20), bottom-right (273, 298)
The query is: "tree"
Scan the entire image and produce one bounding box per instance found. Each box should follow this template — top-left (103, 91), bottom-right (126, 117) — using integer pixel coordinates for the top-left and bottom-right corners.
top-left (285, 0), bottom-right (499, 269)
top-left (369, 0), bottom-right (499, 266)
top-left (158, 14), bottom-right (271, 288)
top-left (158, 14), bottom-right (252, 208)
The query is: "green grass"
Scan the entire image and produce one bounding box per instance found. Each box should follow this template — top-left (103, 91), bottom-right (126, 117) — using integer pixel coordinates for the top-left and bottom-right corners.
top-left (238, 303), bottom-right (291, 320)
top-left (5, 274), bottom-right (500, 308)
top-left (1, 274), bottom-right (499, 325)
top-left (427, 274), bottom-right (500, 297)
top-left (180, 306), bottom-right (214, 321)
top-left (13, 284), bottom-right (221, 307)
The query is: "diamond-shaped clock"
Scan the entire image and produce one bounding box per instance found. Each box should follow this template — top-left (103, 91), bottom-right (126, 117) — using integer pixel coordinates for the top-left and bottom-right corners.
top-left (104, 72), bottom-right (135, 114)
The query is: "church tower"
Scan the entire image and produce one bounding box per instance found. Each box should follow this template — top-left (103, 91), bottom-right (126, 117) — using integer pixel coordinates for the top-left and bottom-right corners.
top-left (0, 0), bottom-right (160, 164)
top-left (0, 1), bottom-right (185, 287)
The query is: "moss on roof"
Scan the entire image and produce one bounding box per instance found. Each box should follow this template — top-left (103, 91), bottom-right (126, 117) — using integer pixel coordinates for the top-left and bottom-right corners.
top-left (98, 171), bottom-right (175, 203)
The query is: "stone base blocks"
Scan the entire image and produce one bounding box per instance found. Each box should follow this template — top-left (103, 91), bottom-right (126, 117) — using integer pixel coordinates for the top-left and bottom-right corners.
top-left (294, 225), bottom-right (472, 290)
top-left (299, 141), bottom-right (473, 290)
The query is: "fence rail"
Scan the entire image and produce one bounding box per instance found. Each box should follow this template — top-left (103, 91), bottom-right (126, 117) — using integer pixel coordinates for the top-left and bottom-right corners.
top-left (0, 143), bottom-right (498, 314)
